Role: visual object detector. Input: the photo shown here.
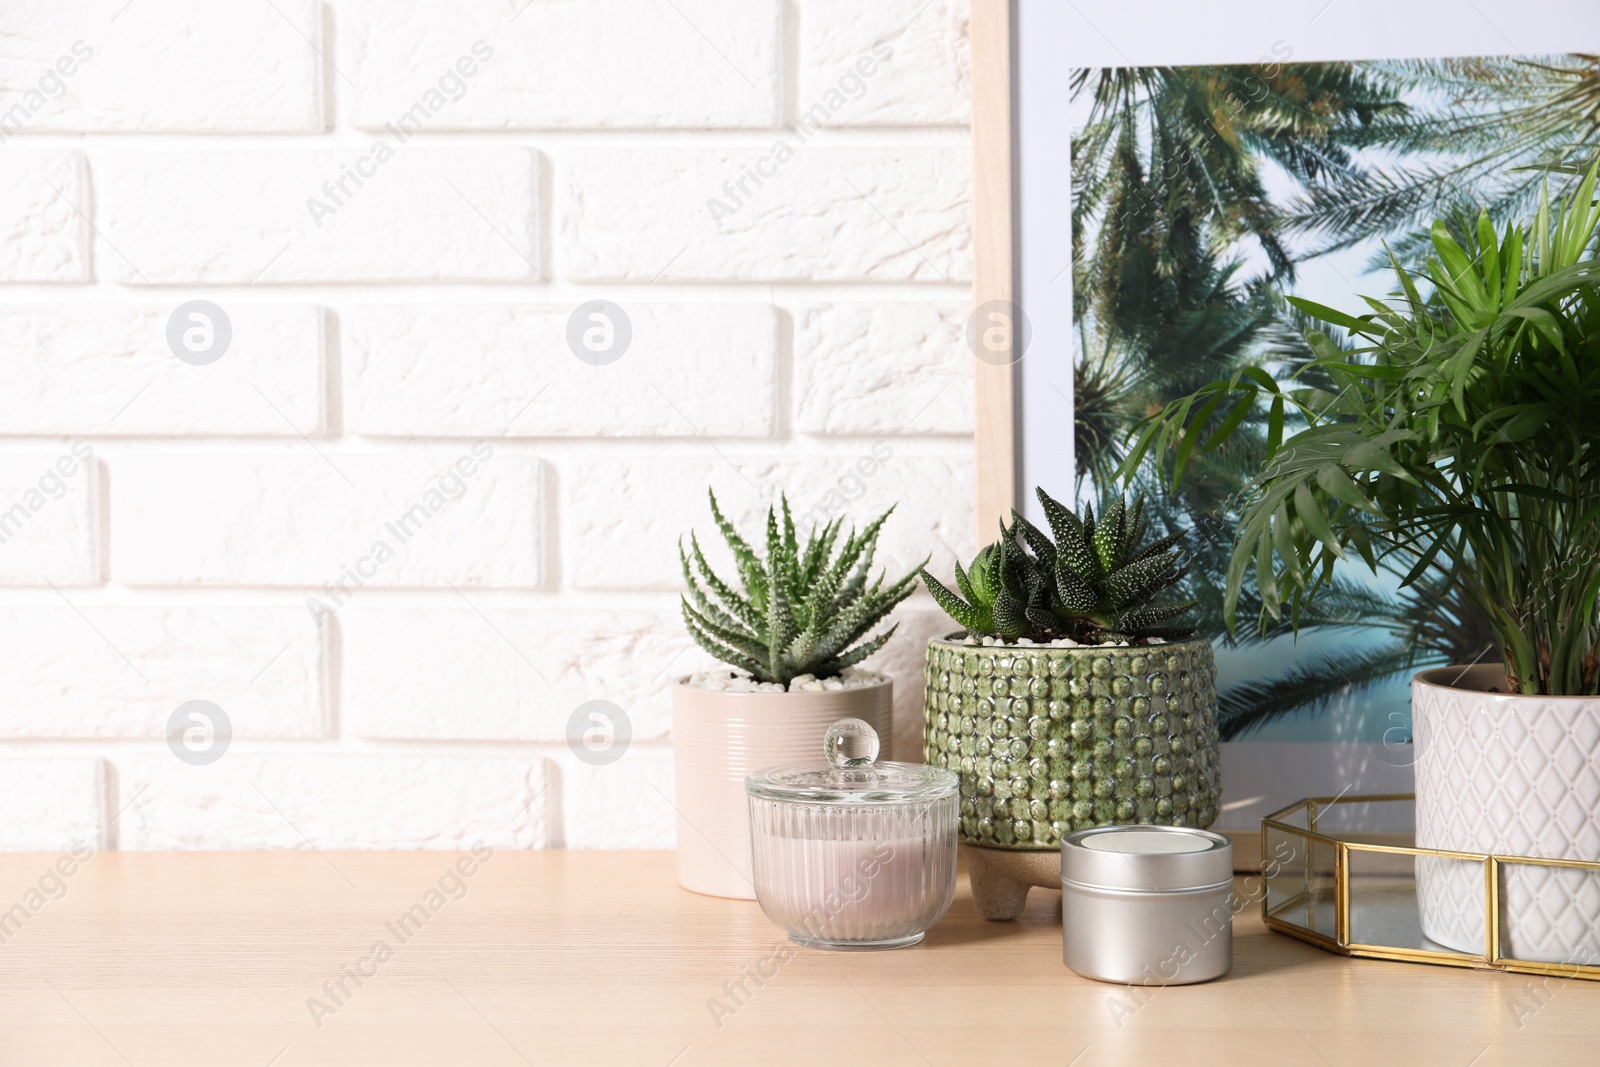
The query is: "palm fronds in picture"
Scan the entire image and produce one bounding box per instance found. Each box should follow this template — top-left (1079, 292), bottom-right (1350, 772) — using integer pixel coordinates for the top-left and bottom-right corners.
top-left (1068, 52), bottom-right (1596, 737)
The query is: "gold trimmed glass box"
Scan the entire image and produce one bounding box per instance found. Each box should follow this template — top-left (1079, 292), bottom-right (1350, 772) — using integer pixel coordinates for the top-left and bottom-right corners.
top-left (1262, 794), bottom-right (1600, 980)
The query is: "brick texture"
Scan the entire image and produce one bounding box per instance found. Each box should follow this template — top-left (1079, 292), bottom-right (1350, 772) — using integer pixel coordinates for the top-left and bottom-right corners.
top-left (0, 607), bottom-right (323, 739)
top-left (0, 305), bottom-right (324, 436)
top-left (558, 147), bottom-right (970, 282)
top-left (99, 149), bottom-right (540, 284)
top-left (343, 0), bottom-right (781, 129)
top-left (0, 1), bottom-right (323, 132)
top-left (0, 451), bottom-right (101, 586)
top-left (116, 755), bottom-right (547, 850)
top-left (0, 759), bottom-right (104, 850)
top-left (0, 151), bottom-right (89, 281)
top-left (0, 0), bottom-right (974, 851)
top-left (111, 452), bottom-right (544, 589)
top-left (344, 304), bottom-right (776, 438)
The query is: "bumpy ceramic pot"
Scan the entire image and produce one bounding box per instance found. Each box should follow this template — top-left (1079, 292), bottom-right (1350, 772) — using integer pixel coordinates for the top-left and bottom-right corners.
top-left (923, 635), bottom-right (1221, 918)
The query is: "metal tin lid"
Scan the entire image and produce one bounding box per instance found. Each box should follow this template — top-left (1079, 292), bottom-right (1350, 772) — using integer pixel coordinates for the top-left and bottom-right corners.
top-left (1060, 825), bottom-right (1233, 892)
top-left (745, 718), bottom-right (958, 805)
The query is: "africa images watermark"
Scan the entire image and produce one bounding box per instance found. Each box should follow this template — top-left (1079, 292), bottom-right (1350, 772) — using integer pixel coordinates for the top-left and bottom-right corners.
top-left (306, 843), bottom-right (495, 1029)
top-left (1104, 835), bottom-right (1297, 1028)
top-left (705, 841), bottom-right (895, 1029)
top-left (0, 441), bottom-right (94, 547)
top-left (305, 441), bottom-right (495, 626)
top-left (306, 41), bottom-right (494, 227)
top-left (704, 41), bottom-right (894, 227)
top-left (795, 439), bottom-right (894, 533)
top-left (0, 842), bottom-right (96, 948)
top-left (0, 40), bottom-right (94, 144)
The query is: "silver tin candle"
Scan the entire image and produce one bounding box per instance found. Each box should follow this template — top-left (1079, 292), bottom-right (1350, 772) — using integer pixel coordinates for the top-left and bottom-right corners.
top-left (1060, 825), bottom-right (1233, 985)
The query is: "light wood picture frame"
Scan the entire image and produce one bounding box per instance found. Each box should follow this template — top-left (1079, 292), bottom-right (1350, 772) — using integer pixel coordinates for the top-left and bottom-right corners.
top-left (965, 0), bottom-right (1598, 865)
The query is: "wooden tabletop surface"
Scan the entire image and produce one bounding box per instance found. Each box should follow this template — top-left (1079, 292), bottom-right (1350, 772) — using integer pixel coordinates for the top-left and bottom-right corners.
top-left (0, 848), bottom-right (1594, 1066)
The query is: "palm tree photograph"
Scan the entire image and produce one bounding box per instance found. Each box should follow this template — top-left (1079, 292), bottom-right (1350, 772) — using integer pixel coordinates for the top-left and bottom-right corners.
top-left (1069, 53), bottom-right (1600, 741)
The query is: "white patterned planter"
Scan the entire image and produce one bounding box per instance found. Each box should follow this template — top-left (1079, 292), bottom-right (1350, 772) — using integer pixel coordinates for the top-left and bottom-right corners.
top-left (1413, 665), bottom-right (1600, 964)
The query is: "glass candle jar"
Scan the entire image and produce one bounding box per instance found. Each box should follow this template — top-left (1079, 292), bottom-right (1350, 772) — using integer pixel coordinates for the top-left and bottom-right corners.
top-left (1061, 824), bottom-right (1234, 984)
top-left (746, 718), bottom-right (958, 949)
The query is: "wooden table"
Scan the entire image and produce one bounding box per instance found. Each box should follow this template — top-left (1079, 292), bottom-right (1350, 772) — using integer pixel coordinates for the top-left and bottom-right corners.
top-left (0, 849), bottom-right (1594, 1066)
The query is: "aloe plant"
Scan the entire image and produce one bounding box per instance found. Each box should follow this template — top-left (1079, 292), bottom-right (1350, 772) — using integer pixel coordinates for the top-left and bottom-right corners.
top-left (921, 487), bottom-right (1197, 645)
top-left (680, 491), bottom-right (920, 685)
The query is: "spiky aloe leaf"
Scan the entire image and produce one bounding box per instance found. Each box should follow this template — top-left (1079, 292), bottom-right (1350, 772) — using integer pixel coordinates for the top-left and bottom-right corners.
top-left (685, 532), bottom-right (763, 631)
top-left (1111, 560), bottom-right (1189, 614)
top-left (682, 599), bottom-right (770, 663)
top-left (1104, 552), bottom-right (1183, 607)
top-left (708, 490), bottom-right (763, 597)
top-left (815, 569), bottom-right (917, 660)
top-left (798, 515), bottom-right (842, 590)
top-left (1059, 530), bottom-right (1103, 585)
top-left (682, 495), bottom-right (914, 684)
top-left (1094, 498), bottom-right (1127, 571)
top-left (991, 587), bottom-right (1031, 639)
top-left (1128, 530), bottom-right (1186, 564)
top-left (1024, 605), bottom-right (1061, 633)
top-left (1123, 497), bottom-right (1146, 559)
top-left (1011, 510), bottom-right (1057, 568)
top-left (1038, 488), bottom-right (1084, 548)
top-left (968, 544), bottom-right (1003, 604)
top-left (1116, 600), bottom-right (1198, 632)
top-left (680, 542), bottom-right (750, 635)
top-left (921, 569), bottom-right (986, 632)
top-left (779, 494), bottom-right (799, 569)
top-left (682, 603), bottom-right (767, 678)
top-left (816, 624), bottom-right (899, 676)
top-left (829, 508), bottom-right (893, 612)
top-left (1054, 562), bottom-right (1099, 613)
top-left (953, 558), bottom-right (977, 604)
top-left (927, 487), bottom-right (1198, 645)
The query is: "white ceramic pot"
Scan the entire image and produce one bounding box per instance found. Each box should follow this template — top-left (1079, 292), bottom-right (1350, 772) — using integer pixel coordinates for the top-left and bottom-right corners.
top-left (671, 676), bottom-right (893, 899)
top-left (1413, 665), bottom-right (1600, 964)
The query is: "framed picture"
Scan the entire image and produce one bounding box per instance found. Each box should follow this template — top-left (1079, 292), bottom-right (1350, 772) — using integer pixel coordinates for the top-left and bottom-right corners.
top-left (970, 0), bottom-right (1600, 845)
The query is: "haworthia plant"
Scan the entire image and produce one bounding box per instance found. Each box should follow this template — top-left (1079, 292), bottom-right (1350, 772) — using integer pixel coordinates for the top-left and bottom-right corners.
top-left (921, 486), bottom-right (1197, 645)
top-left (680, 490), bottom-right (921, 685)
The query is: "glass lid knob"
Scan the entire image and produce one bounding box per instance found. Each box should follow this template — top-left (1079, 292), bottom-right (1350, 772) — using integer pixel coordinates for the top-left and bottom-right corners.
top-left (824, 718), bottom-right (880, 768)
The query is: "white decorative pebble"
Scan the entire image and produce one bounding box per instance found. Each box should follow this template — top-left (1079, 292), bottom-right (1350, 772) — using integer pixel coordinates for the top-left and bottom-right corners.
top-left (682, 667), bottom-right (884, 692)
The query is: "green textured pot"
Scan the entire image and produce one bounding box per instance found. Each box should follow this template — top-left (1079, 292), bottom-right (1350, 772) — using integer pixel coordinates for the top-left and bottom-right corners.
top-left (922, 634), bottom-right (1221, 914)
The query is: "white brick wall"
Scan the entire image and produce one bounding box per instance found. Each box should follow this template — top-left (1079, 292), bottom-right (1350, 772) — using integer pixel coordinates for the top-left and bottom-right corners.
top-left (344, 304), bottom-right (778, 438)
top-left (0, 0), bottom-right (973, 852)
top-left (558, 147), bottom-right (970, 282)
top-left (0, 305), bottom-right (325, 435)
top-left (100, 148), bottom-right (541, 284)
top-left (0, 2), bottom-right (325, 133)
top-left (0, 151), bottom-right (90, 281)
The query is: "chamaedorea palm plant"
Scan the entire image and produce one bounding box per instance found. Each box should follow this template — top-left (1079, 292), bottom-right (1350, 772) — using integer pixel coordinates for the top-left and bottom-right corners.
top-left (680, 491), bottom-right (920, 685)
top-left (1120, 163), bottom-right (1600, 695)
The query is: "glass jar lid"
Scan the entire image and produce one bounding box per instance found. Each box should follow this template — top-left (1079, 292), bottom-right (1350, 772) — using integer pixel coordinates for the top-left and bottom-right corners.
top-left (745, 718), bottom-right (958, 805)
